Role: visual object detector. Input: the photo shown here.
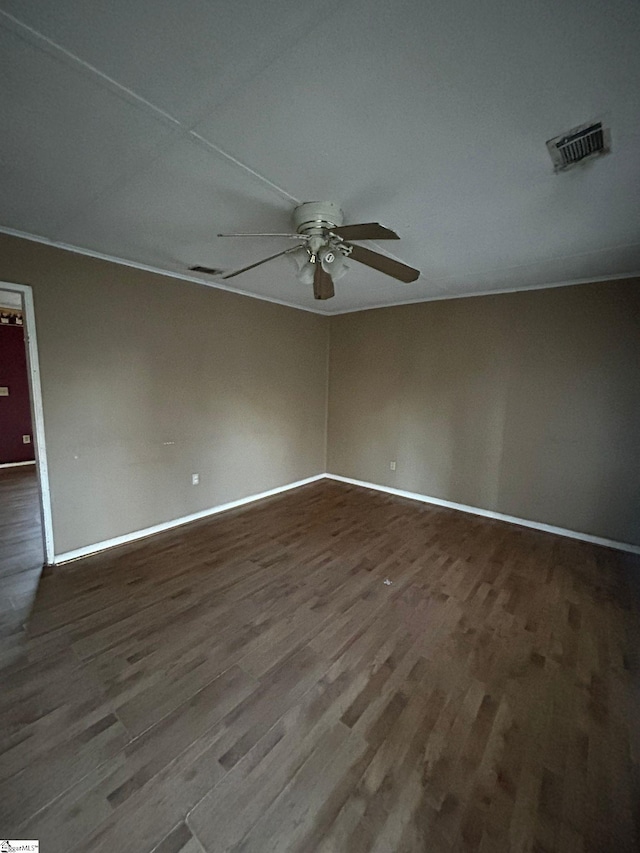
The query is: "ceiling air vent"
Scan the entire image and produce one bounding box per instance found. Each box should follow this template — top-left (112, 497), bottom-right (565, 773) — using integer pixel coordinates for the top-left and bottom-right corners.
top-left (189, 265), bottom-right (224, 275)
top-left (546, 121), bottom-right (611, 172)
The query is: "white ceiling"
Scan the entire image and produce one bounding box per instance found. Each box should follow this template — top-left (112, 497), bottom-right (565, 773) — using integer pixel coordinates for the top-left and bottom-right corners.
top-left (1, 0), bottom-right (639, 314)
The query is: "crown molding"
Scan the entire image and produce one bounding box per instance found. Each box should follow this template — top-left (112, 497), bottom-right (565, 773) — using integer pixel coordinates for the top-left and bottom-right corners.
top-left (2, 225), bottom-right (638, 318)
top-left (0, 226), bottom-right (328, 315)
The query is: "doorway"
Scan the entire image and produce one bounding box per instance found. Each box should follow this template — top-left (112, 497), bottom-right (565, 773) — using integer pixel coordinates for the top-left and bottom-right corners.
top-left (0, 283), bottom-right (54, 633)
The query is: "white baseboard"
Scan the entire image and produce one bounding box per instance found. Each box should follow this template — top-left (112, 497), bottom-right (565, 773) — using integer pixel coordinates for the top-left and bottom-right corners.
top-left (54, 474), bottom-right (325, 565)
top-left (325, 474), bottom-right (640, 555)
top-left (0, 460), bottom-right (36, 469)
top-left (53, 471), bottom-right (640, 565)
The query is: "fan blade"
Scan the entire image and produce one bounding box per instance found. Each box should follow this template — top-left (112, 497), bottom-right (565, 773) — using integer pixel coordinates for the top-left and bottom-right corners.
top-left (347, 244), bottom-right (419, 283)
top-left (217, 232), bottom-right (307, 239)
top-left (313, 263), bottom-right (335, 300)
top-left (330, 223), bottom-right (400, 241)
top-left (221, 246), bottom-right (300, 280)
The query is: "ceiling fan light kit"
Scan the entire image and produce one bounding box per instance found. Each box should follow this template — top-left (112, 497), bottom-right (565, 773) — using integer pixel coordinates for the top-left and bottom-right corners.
top-left (194, 200), bottom-right (420, 300)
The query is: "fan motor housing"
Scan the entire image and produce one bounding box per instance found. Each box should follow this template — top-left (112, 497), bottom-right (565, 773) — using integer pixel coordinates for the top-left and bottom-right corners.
top-left (293, 201), bottom-right (344, 235)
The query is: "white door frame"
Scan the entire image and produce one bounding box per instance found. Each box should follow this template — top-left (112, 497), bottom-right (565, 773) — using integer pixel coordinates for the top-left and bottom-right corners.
top-left (1, 281), bottom-right (54, 564)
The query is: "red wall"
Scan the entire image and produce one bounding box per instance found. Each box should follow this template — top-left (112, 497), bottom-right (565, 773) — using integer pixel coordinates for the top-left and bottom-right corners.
top-left (0, 324), bottom-right (35, 463)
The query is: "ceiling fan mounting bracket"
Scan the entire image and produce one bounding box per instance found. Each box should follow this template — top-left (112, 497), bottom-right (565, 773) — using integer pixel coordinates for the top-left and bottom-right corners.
top-left (293, 201), bottom-right (344, 236)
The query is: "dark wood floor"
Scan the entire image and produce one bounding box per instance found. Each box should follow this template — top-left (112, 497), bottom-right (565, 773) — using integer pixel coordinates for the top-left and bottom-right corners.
top-left (0, 466), bottom-right (44, 643)
top-left (1, 470), bottom-right (639, 852)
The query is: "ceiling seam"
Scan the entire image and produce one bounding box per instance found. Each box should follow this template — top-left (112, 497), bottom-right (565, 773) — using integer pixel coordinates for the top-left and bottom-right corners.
top-left (0, 3), bottom-right (410, 233)
top-left (188, 133), bottom-right (299, 204)
top-left (0, 10), bottom-right (182, 128)
top-left (185, 0), bottom-right (354, 126)
top-left (0, 9), bottom-right (299, 209)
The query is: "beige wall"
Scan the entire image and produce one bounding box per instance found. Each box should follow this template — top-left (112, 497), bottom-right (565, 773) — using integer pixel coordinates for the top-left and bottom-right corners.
top-left (2, 230), bottom-right (637, 555)
top-left (328, 281), bottom-right (640, 546)
top-left (0, 234), bottom-right (329, 555)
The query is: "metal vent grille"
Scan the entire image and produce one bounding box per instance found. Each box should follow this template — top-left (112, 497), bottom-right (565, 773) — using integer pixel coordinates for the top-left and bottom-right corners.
top-left (189, 265), bottom-right (224, 275)
top-left (546, 121), bottom-right (611, 172)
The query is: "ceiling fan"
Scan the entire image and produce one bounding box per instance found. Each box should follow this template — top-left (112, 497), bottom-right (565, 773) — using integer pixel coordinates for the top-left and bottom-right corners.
top-left (189, 201), bottom-right (420, 300)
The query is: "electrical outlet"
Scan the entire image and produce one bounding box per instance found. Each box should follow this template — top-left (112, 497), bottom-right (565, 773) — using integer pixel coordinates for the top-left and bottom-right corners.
top-left (23, 435), bottom-right (31, 444)
top-left (390, 460), bottom-right (396, 471)
top-left (191, 473), bottom-right (199, 485)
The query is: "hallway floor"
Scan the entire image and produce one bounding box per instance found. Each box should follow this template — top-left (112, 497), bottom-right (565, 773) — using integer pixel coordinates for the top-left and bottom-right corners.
top-left (0, 465), bottom-right (43, 645)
